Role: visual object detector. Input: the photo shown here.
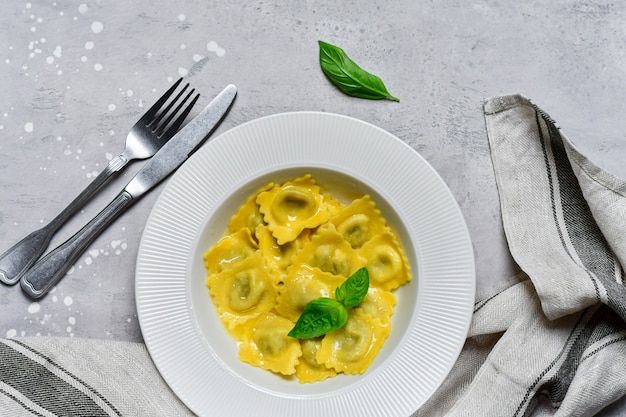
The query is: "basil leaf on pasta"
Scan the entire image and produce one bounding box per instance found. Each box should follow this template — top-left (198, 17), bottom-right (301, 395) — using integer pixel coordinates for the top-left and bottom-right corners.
top-left (335, 267), bottom-right (370, 308)
top-left (288, 298), bottom-right (348, 339)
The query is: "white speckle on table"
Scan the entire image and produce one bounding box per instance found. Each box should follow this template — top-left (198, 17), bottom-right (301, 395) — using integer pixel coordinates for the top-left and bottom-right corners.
top-left (53, 45), bottom-right (62, 58)
top-left (193, 54), bottom-right (204, 62)
top-left (56, 136), bottom-right (62, 141)
top-left (27, 302), bottom-right (40, 314)
top-left (94, 63), bottom-right (103, 71)
top-left (91, 21), bottom-right (103, 33)
top-left (64, 296), bottom-right (73, 306)
top-left (39, 314), bottom-right (51, 325)
top-left (207, 41), bottom-right (225, 57)
top-left (24, 122), bottom-right (33, 132)
top-left (180, 43), bottom-right (186, 50)
top-left (177, 67), bottom-right (188, 77)
top-left (52, 295), bottom-right (58, 303)
top-left (78, 4), bottom-right (88, 14)
top-left (69, 317), bottom-right (76, 325)
top-left (108, 103), bottom-right (116, 111)
top-left (85, 41), bottom-right (94, 50)
top-left (81, 56), bottom-right (87, 62)
top-left (178, 14), bottom-right (185, 21)
top-left (85, 257), bottom-right (92, 265)
top-left (6, 329), bottom-right (16, 338)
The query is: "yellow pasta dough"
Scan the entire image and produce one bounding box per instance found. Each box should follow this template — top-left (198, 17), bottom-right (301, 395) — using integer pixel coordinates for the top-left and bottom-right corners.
top-left (330, 195), bottom-right (388, 249)
top-left (275, 264), bottom-right (344, 322)
top-left (316, 309), bottom-right (391, 375)
top-left (256, 175), bottom-right (331, 244)
top-left (295, 338), bottom-right (337, 383)
top-left (204, 228), bottom-right (257, 275)
top-left (359, 232), bottom-right (411, 291)
top-left (355, 287), bottom-right (397, 325)
top-left (293, 224), bottom-right (366, 277)
top-left (238, 312), bottom-right (302, 375)
top-left (204, 175), bottom-right (412, 383)
top-left (206, 251), bottom-right (277, 333)
top-left (256, 224), bottom-right (310, 278)
top-left (228, 183), bottom-right (274, 238)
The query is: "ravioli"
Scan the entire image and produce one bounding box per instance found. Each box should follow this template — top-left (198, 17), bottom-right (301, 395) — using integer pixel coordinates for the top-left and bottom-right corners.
top-left (330, 195), bottom-right (388, 249)
top-left (204, 175), bottom-right (412, 383)
top-left (356, 287), bottom-right (397, 325)
top-left (256, 224), bottom-right (311, 279)
top-left (256, 175), bottom-right (331, 244)
top-left (238, 312), bottom-right (302, 375)
top-left (227, 183), bottom-right (274, 238)
top-left (203, 228), bottom-right (257, 275)
top-left (275, 264), bottom-right (344, 322)
top-left (359, 232), bottom-right (411, 291)
top-left (295, 338), bottom-right (337, 383)
top-left (293, 224), bottom-right (366, 277)
top-left (315, 309), bottom-right (391, 375)
top-left (206, 251), bottom-right (277, 332)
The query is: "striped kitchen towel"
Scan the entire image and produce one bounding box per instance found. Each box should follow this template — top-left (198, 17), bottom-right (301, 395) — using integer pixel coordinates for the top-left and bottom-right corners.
top-left (415, 95), bottom-right (626, 416)
top-left (1, 95), bottom-right (625, 417)
top-left (0, 337), bottom-right (194, 416)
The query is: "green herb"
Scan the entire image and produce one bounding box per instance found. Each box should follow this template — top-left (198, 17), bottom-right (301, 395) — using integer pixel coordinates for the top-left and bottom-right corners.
top-left (287, 298), bottom-right (348, 339)
top-left (335, 267), bottom-right (369, 308)
top-left (288, 268), bottom-right (370, 339)
top-left (318, 40), bottom-right (399, 102)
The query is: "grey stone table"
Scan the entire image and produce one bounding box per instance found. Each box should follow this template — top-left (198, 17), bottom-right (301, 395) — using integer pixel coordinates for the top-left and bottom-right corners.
top-left (1, 1), bottom-right (625, 415)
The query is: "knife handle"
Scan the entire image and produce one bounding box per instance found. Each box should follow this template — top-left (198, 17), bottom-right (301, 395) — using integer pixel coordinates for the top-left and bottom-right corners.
top-left (0, 156), bottom-right (126, 286)
top-left (20, 190), bottom-right (135, 299)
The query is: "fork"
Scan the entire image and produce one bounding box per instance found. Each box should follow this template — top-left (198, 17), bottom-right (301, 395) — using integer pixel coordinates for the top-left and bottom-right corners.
top-left (0, 78), bottom-right (200, 285)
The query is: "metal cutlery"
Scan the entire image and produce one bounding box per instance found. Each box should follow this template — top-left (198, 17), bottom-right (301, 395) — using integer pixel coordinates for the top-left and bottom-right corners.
top-left (0, 78), bottom-right (198, 285)
top-left (20, 84), bottom-right (237, 299)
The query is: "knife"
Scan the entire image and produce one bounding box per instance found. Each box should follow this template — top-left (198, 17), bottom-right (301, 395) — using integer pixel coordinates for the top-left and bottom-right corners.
top-left (20, 84), bottom-right (237, 299)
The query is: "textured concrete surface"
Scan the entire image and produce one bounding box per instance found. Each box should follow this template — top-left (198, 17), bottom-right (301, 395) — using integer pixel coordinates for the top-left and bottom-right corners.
top-left (1, 0), bottom-right (626, 413)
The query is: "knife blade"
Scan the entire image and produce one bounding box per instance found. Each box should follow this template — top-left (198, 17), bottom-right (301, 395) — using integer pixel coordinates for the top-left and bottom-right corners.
top-left (20, 84), bottom-right (237, 299)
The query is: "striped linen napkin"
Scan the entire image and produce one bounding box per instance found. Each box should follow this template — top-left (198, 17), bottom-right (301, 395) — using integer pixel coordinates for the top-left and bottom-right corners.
top-left (415, 94), bottom-right (626, 416)
top-left (1, 95), bottom-right (625, 416)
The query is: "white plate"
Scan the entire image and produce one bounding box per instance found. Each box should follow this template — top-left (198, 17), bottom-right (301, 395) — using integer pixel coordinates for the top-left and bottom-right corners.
top-left (136, 111), bottom-right (475, 417)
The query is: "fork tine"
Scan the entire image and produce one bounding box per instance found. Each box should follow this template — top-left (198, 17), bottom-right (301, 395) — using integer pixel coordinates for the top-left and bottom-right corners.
top-left (158, 93), bottom-right (200, 140)
top-left (140, 77), bottom-right (184, 123)
top-left (154, 88), bottom-right (196, 137)
top-left (149, 83), bottom-right (189, 130)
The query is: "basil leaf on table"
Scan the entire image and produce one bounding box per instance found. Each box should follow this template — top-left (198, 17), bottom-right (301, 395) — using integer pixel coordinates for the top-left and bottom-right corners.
top-left (335, 267), bottom-right (369, 308)
top-left (318, 40), bottom-right (399, 102)
top-left (288, 298), bottom-right (348, 339)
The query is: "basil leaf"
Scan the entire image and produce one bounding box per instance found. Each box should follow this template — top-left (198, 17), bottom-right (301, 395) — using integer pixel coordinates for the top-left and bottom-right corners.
top-left (335, 267), bottom-right (370, 308)
top-left (288, 298), bottom-right (348, 339)
top-left (318, 40), bottom-right (399, 102)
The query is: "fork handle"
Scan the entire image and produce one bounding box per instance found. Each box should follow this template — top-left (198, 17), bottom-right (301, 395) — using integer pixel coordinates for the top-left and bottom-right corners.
top-left (0, 155), bottom-right (128, 286)
top-left (20, 190), bottom-right (135, 299)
